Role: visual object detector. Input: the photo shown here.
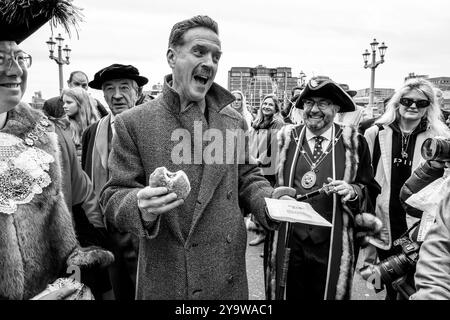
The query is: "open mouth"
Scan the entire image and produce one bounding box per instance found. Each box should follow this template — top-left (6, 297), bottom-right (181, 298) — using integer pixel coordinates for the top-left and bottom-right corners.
top-left (0, 83), bottom-right (20, 89)
top-left (308, 114), bottom-right (324, 120)
top-left (193, 75), bottom-right (209, 85)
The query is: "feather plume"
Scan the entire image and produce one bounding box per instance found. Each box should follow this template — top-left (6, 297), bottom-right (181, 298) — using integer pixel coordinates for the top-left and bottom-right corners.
top-left (0, 0), bottom-right (83, 38)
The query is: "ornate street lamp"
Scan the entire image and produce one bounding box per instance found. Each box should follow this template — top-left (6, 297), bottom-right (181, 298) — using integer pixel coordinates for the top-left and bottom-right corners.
top-left (362, 38), bottom-right (388, 115)
top-left (298, 70), bottom-right (306, 88)
top-left (46, 33), bottom-right (71, 94)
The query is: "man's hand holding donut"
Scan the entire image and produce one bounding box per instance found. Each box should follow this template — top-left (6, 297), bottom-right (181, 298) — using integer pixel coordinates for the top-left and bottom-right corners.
top-left (137, 167), bottom-right (190, 222)
top-left (137, 187), bottom-right (184, 222)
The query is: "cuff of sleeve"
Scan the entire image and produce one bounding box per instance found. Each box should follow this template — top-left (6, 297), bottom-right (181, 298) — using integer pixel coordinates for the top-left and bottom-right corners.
top-left (139, 207), bottom-right (161, 237)
top-left (265, 205), bottom-right (281, 229)
top-left (347, 184), bottom-right (362, 208)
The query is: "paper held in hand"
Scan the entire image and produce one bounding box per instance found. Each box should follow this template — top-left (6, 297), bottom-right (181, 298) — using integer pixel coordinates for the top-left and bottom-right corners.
top-left (405, 174), bottom-right (450, 241)
top-left (265, 198), bottom-right (332, 227)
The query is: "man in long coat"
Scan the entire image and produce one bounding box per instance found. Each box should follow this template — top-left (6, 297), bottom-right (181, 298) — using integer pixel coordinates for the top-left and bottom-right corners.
top-left (100, 15), bottom-right (280, 299)
top-left (82, 64), bottom-right (148, 300)
top-left (266, 77), bottom-right (380, 300)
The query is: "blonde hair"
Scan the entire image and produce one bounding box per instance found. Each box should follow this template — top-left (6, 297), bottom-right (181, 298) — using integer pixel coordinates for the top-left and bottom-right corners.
top-left (62, 87), bottom-right (99, 147)
top-left (376, 78), bottom-right (450, 138)
top-left (434, 87), bottom-right (444, 108)
top-left (231, 90), bottom-right (253, 128)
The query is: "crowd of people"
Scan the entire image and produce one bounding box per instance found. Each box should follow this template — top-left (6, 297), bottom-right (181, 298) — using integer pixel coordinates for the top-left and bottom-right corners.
top-left (1, 0), bottom-right (450, 301)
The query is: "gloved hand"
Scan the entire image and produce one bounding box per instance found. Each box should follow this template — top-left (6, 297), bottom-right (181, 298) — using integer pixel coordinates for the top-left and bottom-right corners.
top-left (35, 286), bottom-right (77, 300)
top-left (272, 187), bottom-right (296, 200)
top-left (355, 212), bottom-right (383, 246)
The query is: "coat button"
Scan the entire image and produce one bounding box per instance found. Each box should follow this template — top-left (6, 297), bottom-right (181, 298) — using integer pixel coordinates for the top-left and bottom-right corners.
top-left (192, 289), bottom-right (202, 298)
top-left (227, 190), bottom-right (233, 199)
top-left (226, 234), bottom-right (232, 243)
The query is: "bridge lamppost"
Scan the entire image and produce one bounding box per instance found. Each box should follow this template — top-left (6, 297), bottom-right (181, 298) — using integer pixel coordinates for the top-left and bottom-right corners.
top-left (46, 33), bottom-right (71, 94)
top-left (298, 70), bottom-right (306, 88)
top-left (362, 38), bottom-right (387, 115)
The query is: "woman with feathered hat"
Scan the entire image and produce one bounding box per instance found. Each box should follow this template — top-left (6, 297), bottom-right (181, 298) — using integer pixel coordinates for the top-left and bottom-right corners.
top-left (0, 0), bottom-right (113, 300)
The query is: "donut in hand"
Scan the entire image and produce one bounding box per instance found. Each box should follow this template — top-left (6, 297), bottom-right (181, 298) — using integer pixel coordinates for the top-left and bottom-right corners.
top-left (149, 167), bottom-right (191, 200)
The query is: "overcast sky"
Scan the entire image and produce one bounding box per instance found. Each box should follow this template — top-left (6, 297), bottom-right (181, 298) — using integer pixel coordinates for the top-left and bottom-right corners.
top-left (20, 0), bottom-right (450, 104)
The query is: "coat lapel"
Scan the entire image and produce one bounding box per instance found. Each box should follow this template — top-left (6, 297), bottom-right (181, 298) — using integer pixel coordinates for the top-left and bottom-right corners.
top-left (94, 115), bottom-right (110, 171)
top-left (186, 105), bottom-right (227, 242)
top-left (159, 76), bottom-right (234, 244)
top-left (413, 132), bottom-right (427, 170)
top-left (378, 126), bottom-right (392, 185)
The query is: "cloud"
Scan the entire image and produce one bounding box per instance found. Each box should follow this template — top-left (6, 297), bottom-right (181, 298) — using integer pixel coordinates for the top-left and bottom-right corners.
top-left (20, 0), bottom-right (450, 104)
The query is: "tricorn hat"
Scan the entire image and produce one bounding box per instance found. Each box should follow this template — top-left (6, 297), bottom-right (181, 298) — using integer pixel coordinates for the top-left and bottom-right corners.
top-left (89, 64), bottom-right (149, 90)
top-left (0, 0), bottom-right (83, 44)
top-left (295, 77), bottom-right (356, 113)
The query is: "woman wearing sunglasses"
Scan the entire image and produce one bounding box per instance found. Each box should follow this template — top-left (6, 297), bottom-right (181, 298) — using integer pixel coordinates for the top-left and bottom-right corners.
top-left (362, 77), bottom-right (450, 300)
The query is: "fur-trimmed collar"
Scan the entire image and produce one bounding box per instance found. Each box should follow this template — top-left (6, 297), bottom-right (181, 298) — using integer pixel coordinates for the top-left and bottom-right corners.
top-left (1, 102), bottom-right (54, 140)
top-left (276, 123), bottom-right (360, 186)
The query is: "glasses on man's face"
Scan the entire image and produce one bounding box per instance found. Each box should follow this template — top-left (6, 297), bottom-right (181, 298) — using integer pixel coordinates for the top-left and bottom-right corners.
top-left (302, 98), bottom-right (333, 110)
top-left (0, 51), bottom-right (32, 70)
top-left (399, 97), bottom-right (430, 109)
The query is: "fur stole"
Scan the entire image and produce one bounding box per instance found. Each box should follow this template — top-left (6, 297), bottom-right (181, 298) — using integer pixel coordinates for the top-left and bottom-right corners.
top-left (0, 103), bottom-right (113, 300)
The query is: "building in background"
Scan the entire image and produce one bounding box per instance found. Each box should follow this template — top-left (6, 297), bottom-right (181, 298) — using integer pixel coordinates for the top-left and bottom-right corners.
top-left (354, 87), bottom-right (395, 117)
top-left (228, 65), bottom-right (299, 109)
top-left (30, 91), bottom-right (45, 110)
top-left (404, 72), bottom-right (428, 82)
top-left (143, 82), bottom-right (163, 99)
top-left (428, 77), bottom-right (450, 91)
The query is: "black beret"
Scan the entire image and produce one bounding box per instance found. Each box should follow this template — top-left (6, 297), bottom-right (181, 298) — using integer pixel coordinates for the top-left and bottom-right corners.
top-left (89, 64), bottom-right (148, 89)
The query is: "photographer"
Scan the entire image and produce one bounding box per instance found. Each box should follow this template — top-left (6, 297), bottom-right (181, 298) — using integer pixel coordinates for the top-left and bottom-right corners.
top-left (400, 143), bottom-right (450, 299)
top-left (362, 78), bottom-right (450, 300)
top-left (411, 188), bottom-right (450, 300)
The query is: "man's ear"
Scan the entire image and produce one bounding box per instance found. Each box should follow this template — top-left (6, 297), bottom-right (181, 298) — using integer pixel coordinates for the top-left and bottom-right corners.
top-left (167, 47), bottom-right (177, 69)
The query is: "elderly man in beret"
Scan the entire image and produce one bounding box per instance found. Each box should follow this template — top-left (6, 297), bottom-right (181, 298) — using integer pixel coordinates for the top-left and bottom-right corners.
top-left (81, 63), bottom-right (148, 300)
top-left (265, 77), bottom-right (381, 300)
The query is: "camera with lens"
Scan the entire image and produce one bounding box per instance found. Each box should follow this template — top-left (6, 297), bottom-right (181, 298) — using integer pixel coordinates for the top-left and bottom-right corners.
top-left (359, 222), bottom-right (421, 299)
top-left (421, 137), bottom-right (450, 162)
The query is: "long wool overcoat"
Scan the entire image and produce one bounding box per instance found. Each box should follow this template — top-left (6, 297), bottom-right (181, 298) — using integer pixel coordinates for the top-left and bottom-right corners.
top-left (100, 75), bottom-right (274, 300)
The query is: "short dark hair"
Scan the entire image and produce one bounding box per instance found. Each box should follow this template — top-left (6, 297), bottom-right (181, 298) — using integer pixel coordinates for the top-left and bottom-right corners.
top-left (68, 70), bottom-right (88, 83)
top-left (168, 15), bottom-right (219, 48)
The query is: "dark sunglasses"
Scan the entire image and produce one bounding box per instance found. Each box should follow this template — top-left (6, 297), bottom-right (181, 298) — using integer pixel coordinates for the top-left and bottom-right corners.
top-left (399, 97), bottom-right (430, 108)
